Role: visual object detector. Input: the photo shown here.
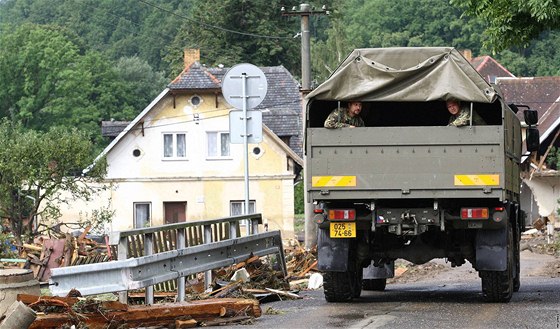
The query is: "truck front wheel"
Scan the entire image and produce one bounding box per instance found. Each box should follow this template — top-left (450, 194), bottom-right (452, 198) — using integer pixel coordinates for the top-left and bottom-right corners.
top-left (480, 224), bottom-right (514, 302)
top-left (323, 268), bottom-right (362, 302)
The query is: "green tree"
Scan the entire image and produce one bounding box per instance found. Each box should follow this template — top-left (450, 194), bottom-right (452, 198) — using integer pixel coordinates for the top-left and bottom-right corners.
top-left (311, 0), bottom-right (488, 82)
top-left (165, 0), bottom-right (300, 76)
top-left (0, 121), bottom-right (108, 246)
top-left (452, 0), bottom-right (560, 52)
top-left (0, 23), bottom-right (166, 147)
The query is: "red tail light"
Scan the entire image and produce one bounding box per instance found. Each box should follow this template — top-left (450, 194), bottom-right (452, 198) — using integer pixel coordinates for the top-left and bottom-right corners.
top-left (328, 209), bottom-right (356, 220)
top-left (461, 207), bottom-right (489, 219)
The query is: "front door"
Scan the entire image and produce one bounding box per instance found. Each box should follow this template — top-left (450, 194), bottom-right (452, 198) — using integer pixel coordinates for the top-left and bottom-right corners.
top-left (164, 202), bottom-right (187, 224)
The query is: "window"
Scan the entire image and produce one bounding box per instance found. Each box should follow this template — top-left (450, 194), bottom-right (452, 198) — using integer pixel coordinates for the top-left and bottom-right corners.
top-left (207, 132), bottom-right (230, 158)
top-left (230, 200), bottom-right (256, 216)
top-left (134, 202), bottom-right (151, 228)
top-left (163, 133), bottom-right (187, 159)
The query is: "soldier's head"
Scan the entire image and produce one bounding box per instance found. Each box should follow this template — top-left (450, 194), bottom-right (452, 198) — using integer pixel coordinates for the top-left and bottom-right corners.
top-left (347, 101), bottom-right (362, 117)
top-left (446, 99), bottom-right (461, 115)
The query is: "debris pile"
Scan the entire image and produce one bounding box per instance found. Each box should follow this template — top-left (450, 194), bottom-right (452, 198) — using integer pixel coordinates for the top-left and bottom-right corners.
top-left (4, 237), bottom-right (320, 328)
top-left (9, 226), bottom-right (110, 282)
top-left (18, 294), bottom-right (260, 329)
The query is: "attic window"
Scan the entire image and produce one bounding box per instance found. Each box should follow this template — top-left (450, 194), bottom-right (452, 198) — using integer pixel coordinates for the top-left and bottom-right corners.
top-left (190, 95), bottom-right (202, 107)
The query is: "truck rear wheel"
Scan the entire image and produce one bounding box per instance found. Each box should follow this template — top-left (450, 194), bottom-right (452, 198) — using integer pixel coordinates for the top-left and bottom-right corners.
top-left (363, 278), bottom-right (387, 291)
top-left (480, 224), bottom-right (514, 302)
top-left (323, 269), bottom-right (361, 302)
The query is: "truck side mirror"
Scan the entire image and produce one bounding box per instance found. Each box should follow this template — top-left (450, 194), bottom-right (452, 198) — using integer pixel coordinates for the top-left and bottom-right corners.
top-left (524, 109), bottom-right (538, 126)
top-left (526, 127), bottom-right (540, 152)
top-left (508, 104), bottom-right (519, 114)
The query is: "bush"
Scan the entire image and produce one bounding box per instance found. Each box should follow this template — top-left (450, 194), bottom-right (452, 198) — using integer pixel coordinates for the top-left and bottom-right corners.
top-left (0, 232), bottom-right (17, 259)
top-left (294, 181), bottom-right (304, 215)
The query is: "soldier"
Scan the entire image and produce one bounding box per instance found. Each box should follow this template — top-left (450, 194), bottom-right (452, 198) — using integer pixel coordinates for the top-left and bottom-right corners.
top-left (447, 99), bottom-right (486, 126)
top-left (324, 101), bottom-right (364, 128)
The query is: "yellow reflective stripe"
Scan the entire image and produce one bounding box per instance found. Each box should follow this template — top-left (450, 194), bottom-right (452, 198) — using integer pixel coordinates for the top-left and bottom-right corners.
top-left (312, 176), bottom-right (356, 187)
top-left (454, 174), bottom-right (500, 186)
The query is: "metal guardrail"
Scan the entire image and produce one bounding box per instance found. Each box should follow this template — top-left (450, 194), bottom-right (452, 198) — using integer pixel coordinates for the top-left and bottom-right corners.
top-left (49, 214), bottom-right (286, 304)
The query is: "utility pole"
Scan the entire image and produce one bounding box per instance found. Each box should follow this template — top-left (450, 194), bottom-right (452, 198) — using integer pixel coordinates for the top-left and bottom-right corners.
top-left (282, 4), bottom-right (329, 249)
top-left (281, 4), bottom-right (329, 90)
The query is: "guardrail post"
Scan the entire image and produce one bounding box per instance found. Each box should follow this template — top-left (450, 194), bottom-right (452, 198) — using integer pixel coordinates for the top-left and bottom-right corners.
top-left (251, 217), bottom-right (259, 235)
top-left (144, 232), bottom-right (154, 305)
top-left (176, 228), bottom-right (186, 302)
top-left (203, 224), bottom-right (213, 291)
top-left (229, 221), bottom-right (238, 239)
top-left (117, 235), bottom-right (128, 304)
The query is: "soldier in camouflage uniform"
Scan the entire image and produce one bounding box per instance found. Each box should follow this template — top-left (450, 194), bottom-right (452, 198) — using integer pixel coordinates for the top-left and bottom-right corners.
top-left (447, 99), bottom-right (486, 127)
top-left (324, 101), bottom-right (365, 128)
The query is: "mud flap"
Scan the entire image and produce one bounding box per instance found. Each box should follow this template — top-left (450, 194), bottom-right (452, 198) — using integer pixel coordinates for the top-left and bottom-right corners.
top-left (317, 228), bottom-right (349, 272)
top-left (363, 261), bottom-right (395, 279)
top-left (476, 227), bottom-right (507, 271)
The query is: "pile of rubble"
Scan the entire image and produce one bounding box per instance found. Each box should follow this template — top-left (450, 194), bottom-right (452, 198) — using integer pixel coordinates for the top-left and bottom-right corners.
top-left (5, 240), bottom-right (319, 328)
top-left (14, 227), bottom-right (111, 282)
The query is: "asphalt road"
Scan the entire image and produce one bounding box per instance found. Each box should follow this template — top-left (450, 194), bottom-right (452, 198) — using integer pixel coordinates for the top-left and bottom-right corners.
top-left (232, 251), bottom-right (560, 329)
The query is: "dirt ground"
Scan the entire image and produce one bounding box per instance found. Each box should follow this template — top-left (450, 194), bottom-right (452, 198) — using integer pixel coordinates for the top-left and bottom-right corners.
top-left (387, 231), bottom-right (560, 284)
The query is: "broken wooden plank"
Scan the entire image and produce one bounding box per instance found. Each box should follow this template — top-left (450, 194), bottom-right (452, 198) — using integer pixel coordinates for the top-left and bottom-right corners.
top-left (298, 260), bottom-right (318, 277)
top-left (28, 298), bottom-right (261, 329)
top-left (17, 294), bottom-right (128, 312)
top-left (175, 318), bottom-right (198, 328)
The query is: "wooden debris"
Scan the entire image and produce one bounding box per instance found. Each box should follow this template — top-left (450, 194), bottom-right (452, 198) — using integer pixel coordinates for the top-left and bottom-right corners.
top-left (17, 294), bottom-right (128, 312)
top-left (23, 297), bottom-right (261, 329)
top-left (176, 318), bottom-right (198, 328)
top-left (265, 288), bottom-right (302, 299)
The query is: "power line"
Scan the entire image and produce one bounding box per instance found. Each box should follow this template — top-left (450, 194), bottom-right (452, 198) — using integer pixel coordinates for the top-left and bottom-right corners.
top-left (138, 0), bottom-right (294, 40)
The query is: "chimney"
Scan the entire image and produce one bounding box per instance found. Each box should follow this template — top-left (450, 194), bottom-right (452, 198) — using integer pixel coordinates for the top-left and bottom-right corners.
top-left (459, 49), bottom-right (472, 61)
top-left (184, 49), bottom-right (200, 69)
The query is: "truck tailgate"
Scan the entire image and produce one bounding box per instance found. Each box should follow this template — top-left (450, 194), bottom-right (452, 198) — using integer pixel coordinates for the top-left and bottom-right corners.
top-left (307, 126), bottom-right (508, 200)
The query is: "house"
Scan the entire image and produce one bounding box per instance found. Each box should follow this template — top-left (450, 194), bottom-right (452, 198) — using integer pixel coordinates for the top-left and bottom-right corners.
top-left (465, 53), bottom-right (560, 225)
top-left (470, 55), bottom-right (515, 83)
top-left (496, 77), bottom-right (560, 225)
top-left (59, 50), bottom-right (303, 239)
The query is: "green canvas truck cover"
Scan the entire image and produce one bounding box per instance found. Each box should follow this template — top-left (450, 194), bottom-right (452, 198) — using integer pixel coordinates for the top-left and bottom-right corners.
top-left (305, 47), bottom-right (521, 202)
top-left (306, 47), bottom-right (497, 104)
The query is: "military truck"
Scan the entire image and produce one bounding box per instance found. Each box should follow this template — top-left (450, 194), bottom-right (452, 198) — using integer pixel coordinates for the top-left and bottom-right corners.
top-left (305, 48), bottom-right (539, 303)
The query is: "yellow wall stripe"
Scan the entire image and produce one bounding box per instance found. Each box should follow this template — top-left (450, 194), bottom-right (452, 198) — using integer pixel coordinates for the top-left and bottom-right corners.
top-left (454, 174), bottom-right (500, 186)
top-left (312, 176), bottom-right (356, 187)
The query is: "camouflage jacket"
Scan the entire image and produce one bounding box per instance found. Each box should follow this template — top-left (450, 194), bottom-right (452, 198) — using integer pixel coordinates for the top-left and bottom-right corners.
top-left (448, 106), bottom-right (486, 127)
top-left (324, 107), bottom-right (365, 128)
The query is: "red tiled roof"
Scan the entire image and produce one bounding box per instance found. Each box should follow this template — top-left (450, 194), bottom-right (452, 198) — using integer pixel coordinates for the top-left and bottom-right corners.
top-left (470, 56), bottom-right (515, 83)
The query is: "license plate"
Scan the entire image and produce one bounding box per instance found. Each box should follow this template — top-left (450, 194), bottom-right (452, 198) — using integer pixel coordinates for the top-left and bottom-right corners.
top-left (468, 221), bottom-right (483, 229)
top-left (330, 222), bottom-right (356, 238)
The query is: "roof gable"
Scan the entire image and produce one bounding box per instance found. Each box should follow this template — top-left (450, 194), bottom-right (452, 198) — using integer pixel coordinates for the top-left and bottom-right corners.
top-left (168, 61), bottom-right (221, 90)
top-left (470, 56), bottom-right (515, 83)
top-left (168, 64), bottom-right (303, 156)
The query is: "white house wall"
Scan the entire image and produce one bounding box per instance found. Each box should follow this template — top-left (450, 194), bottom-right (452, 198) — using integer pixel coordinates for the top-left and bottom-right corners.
top-left (58, 92), bottom-right (298, 239)
top-left (523, 176), bottom-right (560, 221)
